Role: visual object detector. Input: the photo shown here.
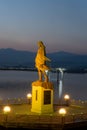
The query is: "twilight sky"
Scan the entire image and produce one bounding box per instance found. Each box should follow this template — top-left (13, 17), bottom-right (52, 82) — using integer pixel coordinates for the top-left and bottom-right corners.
top-left (0, 0), bottom-right (87, 54)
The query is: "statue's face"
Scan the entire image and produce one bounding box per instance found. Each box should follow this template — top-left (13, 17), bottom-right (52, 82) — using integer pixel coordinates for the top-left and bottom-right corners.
top-left (38, 42), bottom-right (41, 47)
top-left (37, 41), bottom-right (43, 48)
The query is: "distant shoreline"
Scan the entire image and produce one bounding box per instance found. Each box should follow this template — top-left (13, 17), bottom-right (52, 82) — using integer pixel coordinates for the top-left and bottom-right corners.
top-left (0, 67), bottom-right (87, 74)
top-left (0, 67), bottom-right (37, 71)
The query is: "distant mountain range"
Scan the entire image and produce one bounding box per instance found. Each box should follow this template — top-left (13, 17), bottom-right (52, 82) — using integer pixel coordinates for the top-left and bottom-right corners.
top-left (0, 48), bottom-right (87, 72)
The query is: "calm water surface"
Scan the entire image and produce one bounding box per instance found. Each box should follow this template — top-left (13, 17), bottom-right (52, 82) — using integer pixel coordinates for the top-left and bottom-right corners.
top-left (0, 70), bottom-right (87, 101)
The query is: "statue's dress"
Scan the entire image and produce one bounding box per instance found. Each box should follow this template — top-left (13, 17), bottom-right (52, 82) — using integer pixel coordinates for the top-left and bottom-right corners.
top-left (35, 47), bottom-right (50, 72)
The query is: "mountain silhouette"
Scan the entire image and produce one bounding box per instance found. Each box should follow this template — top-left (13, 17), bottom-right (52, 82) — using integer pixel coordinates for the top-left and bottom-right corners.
top-left (47, 51), bottom-right (87, 69)
top-left (0, 48), bottom-right (36, 67)
top-left (0, 48), bottom-right (87, 70)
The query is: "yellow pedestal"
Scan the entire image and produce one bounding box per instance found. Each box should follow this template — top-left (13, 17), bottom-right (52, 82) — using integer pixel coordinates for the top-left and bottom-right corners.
top-left (31, 81), bottom-right (54, 114)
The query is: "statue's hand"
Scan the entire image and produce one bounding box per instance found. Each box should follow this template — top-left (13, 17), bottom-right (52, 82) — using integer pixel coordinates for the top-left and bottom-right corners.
top-left (45, 57), bottom-right (51, 62)
top-left (47, 58), bottom-right (51, 62)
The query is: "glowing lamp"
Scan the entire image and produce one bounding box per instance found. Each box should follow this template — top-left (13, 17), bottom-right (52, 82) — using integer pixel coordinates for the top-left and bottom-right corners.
top-left (27, 93), bottom-right (32, 104)
top-left (64, 94), bottom-right (70, 100)
top-left (27, 93), bottom-right (32, 99)
top-left (3, 106), bottom-right (11, 113)
top-left (59, 108), bottom-right (66, 115)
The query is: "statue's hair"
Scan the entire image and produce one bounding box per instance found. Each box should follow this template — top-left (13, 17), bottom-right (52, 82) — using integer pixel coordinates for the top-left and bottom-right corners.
top-left (38, 41), bottom-right (45, 48)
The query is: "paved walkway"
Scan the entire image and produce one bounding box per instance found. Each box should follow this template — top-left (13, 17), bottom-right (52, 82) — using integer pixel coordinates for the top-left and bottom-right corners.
top-left (0, 104), bottom-right (87, 129)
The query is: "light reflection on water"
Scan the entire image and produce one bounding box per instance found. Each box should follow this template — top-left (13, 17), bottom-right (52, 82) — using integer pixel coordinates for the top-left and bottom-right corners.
top-left (0, 70), bottom-right (87, 101)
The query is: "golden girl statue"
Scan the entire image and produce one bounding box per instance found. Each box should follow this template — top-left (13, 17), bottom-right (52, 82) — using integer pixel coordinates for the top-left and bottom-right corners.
top-left (35, 41), bottom-right (51, 82)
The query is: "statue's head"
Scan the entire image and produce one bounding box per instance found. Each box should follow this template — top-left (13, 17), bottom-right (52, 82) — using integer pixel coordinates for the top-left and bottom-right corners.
top-left (37, 41), bottom-right (45, 48)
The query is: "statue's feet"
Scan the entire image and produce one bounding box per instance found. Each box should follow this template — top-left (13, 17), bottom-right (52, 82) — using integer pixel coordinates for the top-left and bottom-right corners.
top-left (38, 79), bottom-right (42, 82)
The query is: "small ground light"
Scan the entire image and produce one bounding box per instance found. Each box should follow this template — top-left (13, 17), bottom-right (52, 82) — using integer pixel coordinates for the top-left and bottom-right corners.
top-left (3, 106), bottom-right (11, 122)
top-left (59, 108), bottom-right (66, 124)
top-left (27, 93), bottom-right (32, 104)
top-left (59, 108), bottom-right (66, 115)
top-left (3, 106), bottom-right (11, 113)
top-left (27, 93), bottom-right (32, 99)
top-left (64, 94), bottom-right (70, 100)
top-left (64, 94), bottom-right (70, 106)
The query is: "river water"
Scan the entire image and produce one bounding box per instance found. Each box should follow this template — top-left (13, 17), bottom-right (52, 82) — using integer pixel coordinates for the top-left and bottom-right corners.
top-left (0, 70), bottom-right (87, 102)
